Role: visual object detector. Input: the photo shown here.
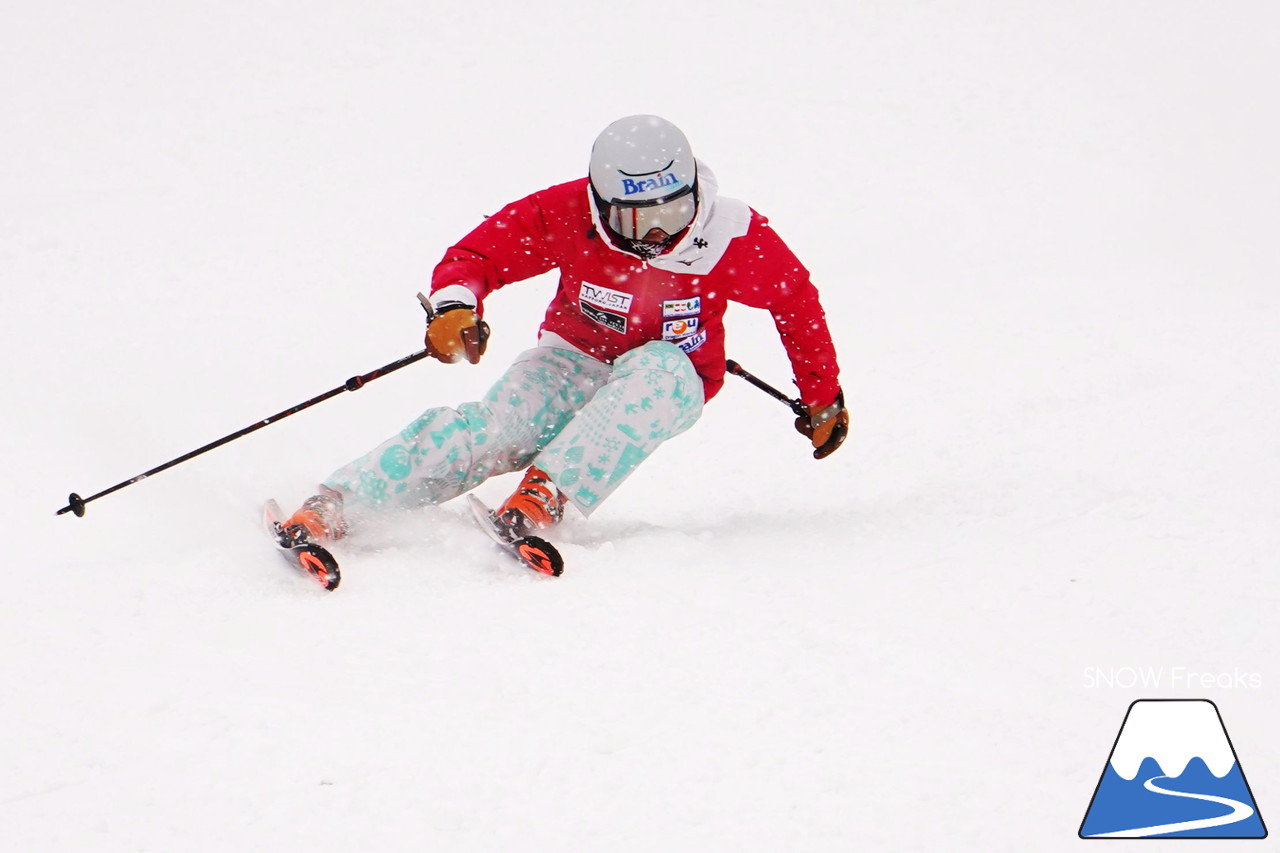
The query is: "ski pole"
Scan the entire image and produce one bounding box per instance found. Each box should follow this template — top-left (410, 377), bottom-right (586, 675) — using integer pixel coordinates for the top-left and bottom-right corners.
top-left (56, 347), bottom-right (433, 518)
top-left (725, 359), bottom-right (808, 418)
top-left (58, 295), bottom-right (442, 518)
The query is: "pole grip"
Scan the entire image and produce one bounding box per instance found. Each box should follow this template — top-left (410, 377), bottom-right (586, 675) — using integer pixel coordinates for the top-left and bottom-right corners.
top-left (417, 292), bottom-right (434, 319)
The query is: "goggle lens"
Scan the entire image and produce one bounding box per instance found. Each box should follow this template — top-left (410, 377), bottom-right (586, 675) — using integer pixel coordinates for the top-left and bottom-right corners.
top-left (606, 194), bottom-right (697, 241)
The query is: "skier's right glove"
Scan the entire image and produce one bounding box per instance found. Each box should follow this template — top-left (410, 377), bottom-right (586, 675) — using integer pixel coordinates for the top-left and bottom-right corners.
top-left (424, 301), bottom-right (490, 364)
top-left (795, 390), bottom-right (848, 459)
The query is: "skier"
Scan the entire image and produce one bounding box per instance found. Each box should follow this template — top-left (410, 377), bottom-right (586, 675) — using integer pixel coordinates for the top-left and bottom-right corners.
top-left (279, 114), bottom-right (846, 555)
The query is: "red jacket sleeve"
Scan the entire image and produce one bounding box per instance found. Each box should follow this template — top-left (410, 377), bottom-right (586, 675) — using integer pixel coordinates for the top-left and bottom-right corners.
top-left (430, 190), bottom-right (560, 310)
top-left (729, 215), bottom-right (841, 408)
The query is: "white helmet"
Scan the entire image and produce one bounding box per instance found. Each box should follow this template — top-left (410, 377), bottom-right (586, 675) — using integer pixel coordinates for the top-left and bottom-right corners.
top-left (589, 115), bottom-right (698, 256)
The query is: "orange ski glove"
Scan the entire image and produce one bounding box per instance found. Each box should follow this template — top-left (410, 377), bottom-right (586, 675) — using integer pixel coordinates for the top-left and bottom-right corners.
top-left (794, 390), bottom-right (848, 459)
top-left (424, 302), bottom-right (490, 364)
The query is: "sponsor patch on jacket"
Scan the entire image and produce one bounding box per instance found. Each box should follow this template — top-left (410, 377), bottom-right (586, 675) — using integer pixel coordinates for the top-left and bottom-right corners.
top-left (662, 296), bottom-right (701, 318)
top-left (581, 302), bottom-right (627, 333)
top-left (581, 282), bottom-right (634, 312)
top-left (580, 281), bottom-right (632, 334)
top-left (662, 317), bottom-right (700, 340)
top-left (676, 330), bottom-right (707, 354)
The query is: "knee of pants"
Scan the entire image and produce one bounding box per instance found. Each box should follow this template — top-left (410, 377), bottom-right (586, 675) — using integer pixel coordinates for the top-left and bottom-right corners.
top-left (610, 340), bottom-right (704, 432)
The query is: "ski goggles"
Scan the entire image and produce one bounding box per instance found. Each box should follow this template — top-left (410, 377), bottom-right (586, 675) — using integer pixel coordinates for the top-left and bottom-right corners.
top-left (598, 185), bottom-right (697, 241)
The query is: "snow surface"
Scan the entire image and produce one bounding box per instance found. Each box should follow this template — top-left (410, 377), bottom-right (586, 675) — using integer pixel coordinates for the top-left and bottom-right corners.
top-left (3, 1), bottom-right (1278, 850)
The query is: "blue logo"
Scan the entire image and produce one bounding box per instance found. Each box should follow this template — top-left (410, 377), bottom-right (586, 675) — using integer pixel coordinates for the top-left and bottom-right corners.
top-left (620, 172), bottom-right (681, 196)
top-left (675, 329), bottom-right (706, 354)
top-left (1080, 700), bottom-right (1266, 838)
top-left (661, 296), bottom-right (701, 318)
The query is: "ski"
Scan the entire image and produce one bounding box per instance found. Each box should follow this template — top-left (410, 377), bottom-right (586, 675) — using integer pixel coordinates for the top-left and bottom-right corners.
top-left (262, 499), bottom-right (341, 590)
top-left (465, 494), bottom-right (565, 577)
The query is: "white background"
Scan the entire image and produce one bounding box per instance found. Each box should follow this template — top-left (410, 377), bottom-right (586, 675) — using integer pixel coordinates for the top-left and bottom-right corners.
top-left (2, 1), bottom-right (1276, 849)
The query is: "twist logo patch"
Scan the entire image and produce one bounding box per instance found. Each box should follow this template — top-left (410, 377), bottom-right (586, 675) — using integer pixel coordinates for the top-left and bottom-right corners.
top-left (1080, 700), bottom-right (1266, 838)
top-left (580, 282), bottom-right (632, 334)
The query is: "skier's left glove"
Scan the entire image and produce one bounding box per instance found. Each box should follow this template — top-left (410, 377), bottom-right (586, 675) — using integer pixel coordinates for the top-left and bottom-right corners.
top-left (795, 390), bottom-right (848, 459)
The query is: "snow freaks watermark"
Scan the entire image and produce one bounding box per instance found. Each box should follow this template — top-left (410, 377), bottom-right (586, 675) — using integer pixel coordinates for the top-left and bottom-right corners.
top-left (1082, 666), bottom-right (1263, 690)
top-left (1079, 700), bottom-right (1267, 838)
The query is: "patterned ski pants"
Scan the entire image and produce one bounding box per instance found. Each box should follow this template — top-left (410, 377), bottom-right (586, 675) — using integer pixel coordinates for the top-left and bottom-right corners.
top-left (323, 340), bottom-right (703, 517)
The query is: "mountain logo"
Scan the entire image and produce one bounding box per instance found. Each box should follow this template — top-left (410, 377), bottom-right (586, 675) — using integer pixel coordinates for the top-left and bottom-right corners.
top-left (1080, 699), bottom-right (1267, 838)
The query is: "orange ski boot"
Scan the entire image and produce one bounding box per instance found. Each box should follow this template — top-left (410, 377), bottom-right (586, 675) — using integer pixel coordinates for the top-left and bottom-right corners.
top-left (279, 486), bottom-right (348, 546)
top-left (495, 466), bottom-right (566, 540)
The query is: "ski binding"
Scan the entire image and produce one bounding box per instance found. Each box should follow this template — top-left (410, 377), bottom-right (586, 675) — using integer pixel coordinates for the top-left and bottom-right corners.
top-left (465, 494), bottom-right (564, 577)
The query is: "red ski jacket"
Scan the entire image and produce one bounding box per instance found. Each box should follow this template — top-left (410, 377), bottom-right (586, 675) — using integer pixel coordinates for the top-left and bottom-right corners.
top-left (430, 171), bottom-right (840, 406)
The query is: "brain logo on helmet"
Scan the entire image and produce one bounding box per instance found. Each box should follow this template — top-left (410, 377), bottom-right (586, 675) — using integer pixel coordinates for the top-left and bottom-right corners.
top-left (589, 115), bottom-right (696, 205)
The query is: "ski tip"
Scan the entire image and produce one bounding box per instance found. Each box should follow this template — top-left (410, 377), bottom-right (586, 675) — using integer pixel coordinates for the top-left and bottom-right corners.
top-left (263, 499), bottom-right (284, 526)
top-left (513, 535), bottom-right (564, 577)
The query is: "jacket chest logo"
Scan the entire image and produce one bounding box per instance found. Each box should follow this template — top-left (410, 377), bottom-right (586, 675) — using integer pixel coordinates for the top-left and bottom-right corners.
top-left (661, 297), bottom-right (705, 353)
top-left (579, 282), bottom-right (633, 334)
top-left (662, 317), bottom-right (700, 340)
top-left (661, 297), bottom-right (701, 318)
